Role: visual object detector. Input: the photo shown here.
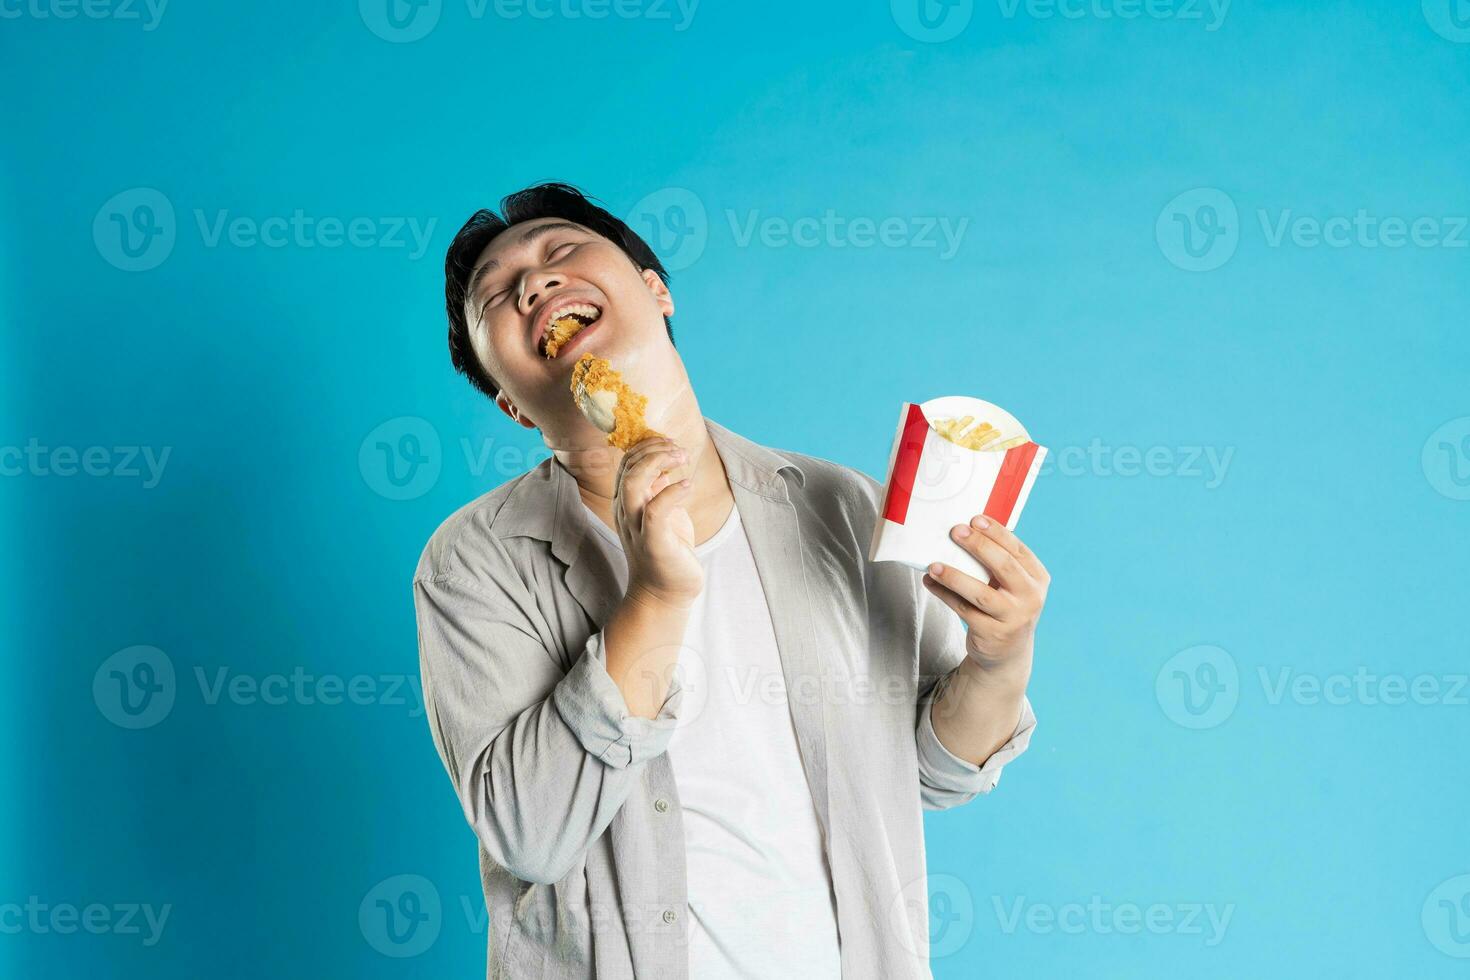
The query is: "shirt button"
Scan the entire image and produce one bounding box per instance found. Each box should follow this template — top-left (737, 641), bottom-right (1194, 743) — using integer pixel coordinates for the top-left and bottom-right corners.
top-left (662, 909), bottom-right (677, 924)
top-left (654, 798), bottom-right (669, 813)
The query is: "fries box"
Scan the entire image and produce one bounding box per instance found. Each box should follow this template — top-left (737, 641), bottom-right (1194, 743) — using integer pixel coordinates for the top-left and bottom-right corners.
top-left (868, 396), bottom-right (1047, 584)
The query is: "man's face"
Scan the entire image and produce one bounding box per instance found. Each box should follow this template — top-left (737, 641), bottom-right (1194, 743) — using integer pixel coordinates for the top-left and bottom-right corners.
top-left (463, 217), bottom-right (675, 431)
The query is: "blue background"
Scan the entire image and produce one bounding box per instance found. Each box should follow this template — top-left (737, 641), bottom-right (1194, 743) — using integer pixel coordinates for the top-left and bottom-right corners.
top-left (4, 0), bottom-right (1469, 975)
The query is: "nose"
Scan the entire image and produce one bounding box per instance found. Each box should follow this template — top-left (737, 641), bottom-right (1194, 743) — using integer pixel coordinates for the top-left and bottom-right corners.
top-left (517, 271), bottom-right (564, 316)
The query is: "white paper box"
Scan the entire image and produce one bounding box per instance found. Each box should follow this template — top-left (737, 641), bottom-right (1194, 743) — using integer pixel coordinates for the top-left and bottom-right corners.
top-left (868, 396), bottom-right (1047, 584)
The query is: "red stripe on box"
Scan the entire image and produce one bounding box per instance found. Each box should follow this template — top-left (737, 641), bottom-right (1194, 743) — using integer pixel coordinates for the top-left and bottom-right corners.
top-left (881, 403), bottom-right (930, 525)
top-left (983, 442), bottom-right (1040, 525)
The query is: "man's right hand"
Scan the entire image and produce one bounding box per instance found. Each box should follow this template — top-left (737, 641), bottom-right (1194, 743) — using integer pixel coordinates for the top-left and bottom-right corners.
top-left (614, 436), bottom-right (701, 610)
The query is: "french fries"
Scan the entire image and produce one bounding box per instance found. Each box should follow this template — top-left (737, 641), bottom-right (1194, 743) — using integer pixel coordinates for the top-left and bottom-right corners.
top-left (930, 415), bottom-right (1026, 452)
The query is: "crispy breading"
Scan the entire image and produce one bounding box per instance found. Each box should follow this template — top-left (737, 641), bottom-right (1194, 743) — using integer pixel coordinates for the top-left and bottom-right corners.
top-left (570, 353), bottom-right (663, 450)
top-left (543, 316), bottom-right (585, 358)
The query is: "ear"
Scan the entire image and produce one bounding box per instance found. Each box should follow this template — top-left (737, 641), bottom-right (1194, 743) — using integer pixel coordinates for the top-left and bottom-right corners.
top-left (641, 268), bottom-right (675, 319)
top-left (495, 392), bottom-right (539, 431)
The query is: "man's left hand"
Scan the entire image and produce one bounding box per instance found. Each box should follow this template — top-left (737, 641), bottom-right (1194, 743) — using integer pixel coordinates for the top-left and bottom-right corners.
top-left (921, 514), bottom-right (1050, 682)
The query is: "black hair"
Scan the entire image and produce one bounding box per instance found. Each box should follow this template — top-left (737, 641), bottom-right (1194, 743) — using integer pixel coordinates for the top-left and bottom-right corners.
top-left (443, 181), bottom-right (674, 401)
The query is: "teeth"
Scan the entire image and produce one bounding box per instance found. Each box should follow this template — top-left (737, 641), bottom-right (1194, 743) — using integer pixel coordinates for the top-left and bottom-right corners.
top-left (547, 303), bottom-right (600, 323)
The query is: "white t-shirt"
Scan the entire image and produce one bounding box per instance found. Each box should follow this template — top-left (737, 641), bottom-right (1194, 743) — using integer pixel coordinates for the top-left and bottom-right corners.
top-left (581, 499), bottom-right (843, 979)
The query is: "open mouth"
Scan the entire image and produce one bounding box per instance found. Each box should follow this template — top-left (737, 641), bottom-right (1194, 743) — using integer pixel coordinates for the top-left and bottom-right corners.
top-left (539, 302), bottom-right (603, 359)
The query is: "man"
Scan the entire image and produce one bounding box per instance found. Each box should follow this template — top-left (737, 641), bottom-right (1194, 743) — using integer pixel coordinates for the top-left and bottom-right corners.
top-left (414, 182), bottom-right (1047, 979)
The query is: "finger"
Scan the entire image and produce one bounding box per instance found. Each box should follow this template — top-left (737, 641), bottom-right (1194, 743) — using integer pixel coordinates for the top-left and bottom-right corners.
top-left (617, 436), bottom-right (679, 473)
top-left (620, 437), bottom-right (682, 476)
top-left (641, 450), bottom-right (687, 498)
top-left (623, 447), bottom-right (687, 501)
top-left (949, 524), bottom-right (1028, 591)
top-left (921, 571), bottom-right (998, 632)
top-left (626, 440), bottom-right (682, 470)
top-left (924, 563), bottom-right (1010, 619)
top-left (644, 476), bottom-right (693, 521)
top-left (615, 445), bottom-right (684, 532)
top-left (643, 477), bottom-right (694, 537)
top-left (970, 515), bottom-right (1048, 582)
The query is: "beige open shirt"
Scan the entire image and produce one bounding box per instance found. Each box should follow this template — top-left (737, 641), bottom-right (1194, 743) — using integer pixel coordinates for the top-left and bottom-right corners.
top-left (414, 415), bottom-right (1037, 979)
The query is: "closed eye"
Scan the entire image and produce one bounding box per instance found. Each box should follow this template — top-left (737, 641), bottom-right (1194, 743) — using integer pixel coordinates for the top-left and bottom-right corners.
top-left (476, 289), bottom-right (509, 320)
top-left (475, 241), bottom-right (582, 320)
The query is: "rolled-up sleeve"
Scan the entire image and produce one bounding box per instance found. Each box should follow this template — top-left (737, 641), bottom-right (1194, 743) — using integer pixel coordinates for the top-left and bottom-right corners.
top-left (415, 567), bottom-right (681, 885)
top-left (916, 688), bottom-right (1036, 810)
top-left (911, 569), bottom-right (1038, 811)
top-left (552, 626), bottom-right (683, 768)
